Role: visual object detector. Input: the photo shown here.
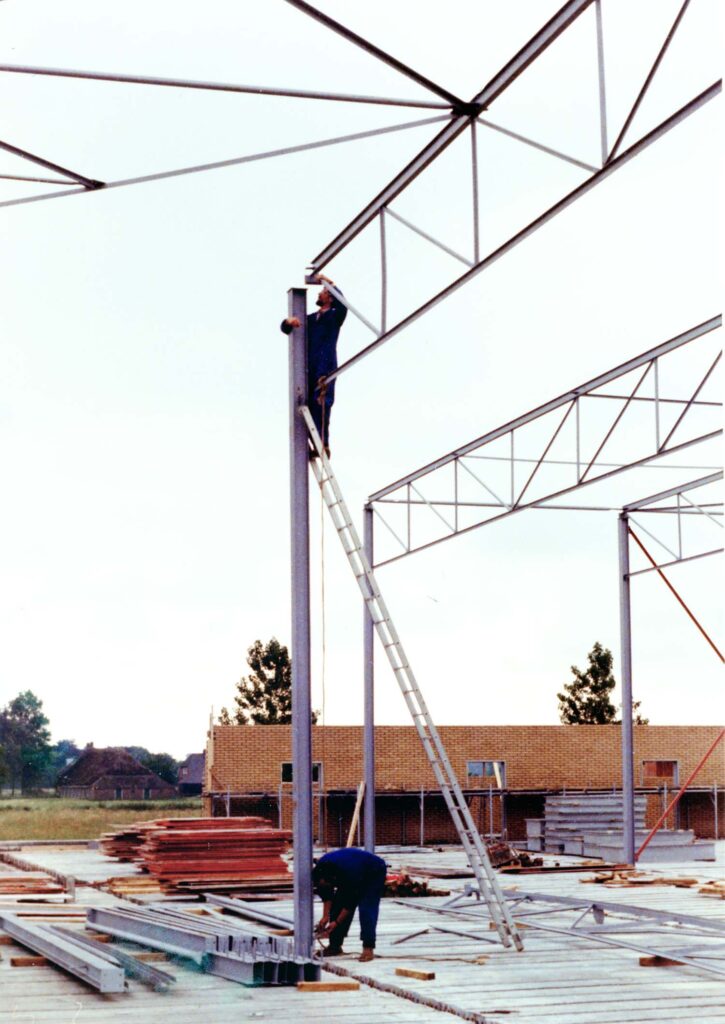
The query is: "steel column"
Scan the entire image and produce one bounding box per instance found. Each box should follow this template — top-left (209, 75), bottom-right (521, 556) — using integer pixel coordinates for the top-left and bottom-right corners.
top-left (288, 287), bottom-right (313, 957)
top-left (618, 512), bottom-right (635, 864)
top-left (363, 503), bottom-right (376, 852)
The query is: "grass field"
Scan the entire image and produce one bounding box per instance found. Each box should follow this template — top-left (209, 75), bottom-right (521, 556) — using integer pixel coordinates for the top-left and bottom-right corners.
top-left (0, 796), bottom-right (204, 841)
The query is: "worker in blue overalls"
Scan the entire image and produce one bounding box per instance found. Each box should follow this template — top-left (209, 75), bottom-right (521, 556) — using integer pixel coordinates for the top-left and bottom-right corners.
top-left (312, 846), bottom-right (387, 962)
top-left (281, 274), bottom-right (348, 457)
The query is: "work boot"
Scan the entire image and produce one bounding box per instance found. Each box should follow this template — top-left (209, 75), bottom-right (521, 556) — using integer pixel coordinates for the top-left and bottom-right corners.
top-left (358, 948), bottom-right (374, 963)
top-left (322, 945), bottom-right (344, 957)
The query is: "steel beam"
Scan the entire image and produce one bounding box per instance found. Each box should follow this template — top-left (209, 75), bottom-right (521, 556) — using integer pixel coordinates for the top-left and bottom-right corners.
top-left (0, 63), bottom-right (451, 109)
top-left (309, 0), bottom-right (595, 269)
top-left (282, 0), bottom-right (465, 108)
top-left (325, 84), bottom-right (721, 382)
top-left (288, 287), bottom-right (313, 959)
top-left (363, 504), bottom-right (376, 852)
top-left (0, 137), bottom-right (103, 189)
top-left (618, 513), bottom-right (635, 863)
top-left (0, 914), bottom-right (126, 993)
top-left (51, 926), bottom-right (175, 991)
top-left (0, 114), bottom-right (449, 212)
top-left (370, 317), bottom-right (721, 503)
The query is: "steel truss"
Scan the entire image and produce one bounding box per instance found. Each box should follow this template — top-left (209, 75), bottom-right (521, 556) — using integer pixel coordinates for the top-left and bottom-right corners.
top-left (3, 0), bottom-right (720, 962)
top-left (394, 889), bottom-right (725, 979)
top-left (368, 318), bottom-right (722, 566)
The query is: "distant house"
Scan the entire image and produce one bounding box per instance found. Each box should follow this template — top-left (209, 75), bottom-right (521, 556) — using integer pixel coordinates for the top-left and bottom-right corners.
top-left (56, 744), bottom-right (177, 800)
top-left (177, 753), bottom-right (205, 796)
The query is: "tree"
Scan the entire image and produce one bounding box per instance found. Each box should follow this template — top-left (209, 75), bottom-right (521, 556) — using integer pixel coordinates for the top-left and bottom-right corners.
top-left (557, 643), bottom-right (648, 724)
top-left (0, 691), bottom-right (53, 793)
top-left (140, 753), bottom-right (179, 786)
top-left (219, 637), bottom-right (319, 725)
top-left (123, 747), bottom-right (179, 785)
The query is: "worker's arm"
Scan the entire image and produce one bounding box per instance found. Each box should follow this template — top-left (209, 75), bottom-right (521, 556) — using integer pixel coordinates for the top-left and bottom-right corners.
top-left (315, 898), bottom-right (334, 934)
top-left (280, 316), bottom-right (301, 334)
top-left (318, 904), bottom-right (352, 939)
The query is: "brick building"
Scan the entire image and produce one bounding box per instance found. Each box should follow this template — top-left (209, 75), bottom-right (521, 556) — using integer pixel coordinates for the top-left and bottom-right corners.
top-left (57, 745), bottom-right (177, 801)
top-left (204, 725), bottom-right (723, 845)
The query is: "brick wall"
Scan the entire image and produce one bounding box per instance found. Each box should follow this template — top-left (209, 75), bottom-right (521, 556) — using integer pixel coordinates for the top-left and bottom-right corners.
top-left (208, 724), bottom-right (723, 791)
top-left (205, 724), bottom-right (724, 839)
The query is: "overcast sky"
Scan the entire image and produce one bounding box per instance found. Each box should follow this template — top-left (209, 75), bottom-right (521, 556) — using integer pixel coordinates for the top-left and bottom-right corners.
top-left (0, 0), bottom-right (721, 759)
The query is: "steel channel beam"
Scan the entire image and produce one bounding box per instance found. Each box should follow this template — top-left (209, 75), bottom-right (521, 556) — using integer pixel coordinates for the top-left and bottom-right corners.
top-left (203, 894), bottom-right (293, 929)
top-left (51, 926), bottom-right (175, 990)
top-left (0, 63), bottom-right (451, 109)
top-left (86, 907), bottom-right (214, 961)
top-left (0, 914), bottom-right (125, 993)
top-left (369, 317), bottom-right (721, 502)
top-left (624, 472), bottom-right (724, 512)
top-left (309, 0), bottom-right (595, 269)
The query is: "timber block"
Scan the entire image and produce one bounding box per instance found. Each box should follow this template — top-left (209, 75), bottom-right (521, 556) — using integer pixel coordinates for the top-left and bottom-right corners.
top-left (395, 967), bottom-right (435, 980)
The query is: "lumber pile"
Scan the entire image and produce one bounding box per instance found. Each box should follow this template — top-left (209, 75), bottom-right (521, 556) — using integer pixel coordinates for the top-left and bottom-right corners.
top-left (0, 874), bottom-right (64, 897)
top-left (100, 816), bottom-right (271, 863)
top-left (383, 872), bottom-right (449, 898)
top-left (99, 821), bottom-right (157, 861)
top-left (138, 818), bottom-right (292, 894)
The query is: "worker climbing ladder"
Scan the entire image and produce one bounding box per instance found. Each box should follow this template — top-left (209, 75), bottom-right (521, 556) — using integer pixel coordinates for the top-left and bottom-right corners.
top-left (300, 405), bottom-right (524, 952)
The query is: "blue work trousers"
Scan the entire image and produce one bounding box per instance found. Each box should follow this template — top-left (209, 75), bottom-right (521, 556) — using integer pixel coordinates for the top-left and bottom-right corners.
top-left (329, 862), bottom-right (386, 949)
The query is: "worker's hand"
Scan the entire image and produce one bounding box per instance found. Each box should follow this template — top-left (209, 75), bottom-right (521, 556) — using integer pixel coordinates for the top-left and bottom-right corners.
top-left (285, 317), bottom-right (301, 329)
top-left (318, 274), bottom-right (334, 287)
top-left (318, 920), bottom-right (337, 939)
top-left (315, 376), bottom-right (327, 405)
top-left (314, 915), bottom-right (330, 936)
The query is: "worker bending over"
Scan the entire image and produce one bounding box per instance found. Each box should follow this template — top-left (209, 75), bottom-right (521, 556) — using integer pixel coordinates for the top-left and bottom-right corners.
top-left (281, 274), bottom-right (347, 456)
top-left (312, 846), bottom-right (387, 962)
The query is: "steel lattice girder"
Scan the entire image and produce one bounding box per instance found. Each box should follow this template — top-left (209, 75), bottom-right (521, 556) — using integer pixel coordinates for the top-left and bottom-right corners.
top-left (368, 317), bottom-right (722, 565)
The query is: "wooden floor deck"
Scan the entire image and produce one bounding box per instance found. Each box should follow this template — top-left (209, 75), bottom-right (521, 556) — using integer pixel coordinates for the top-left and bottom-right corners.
top-left (1, 842), bottom-right (723, 1023)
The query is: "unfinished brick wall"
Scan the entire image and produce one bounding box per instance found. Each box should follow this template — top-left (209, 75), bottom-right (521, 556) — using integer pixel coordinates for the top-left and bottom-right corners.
top-left (204, 724), bottom-right (723, 839)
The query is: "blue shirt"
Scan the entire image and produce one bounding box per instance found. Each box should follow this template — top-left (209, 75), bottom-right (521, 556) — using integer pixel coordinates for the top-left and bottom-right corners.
top-left (314, 847), bottom-right (387, 908)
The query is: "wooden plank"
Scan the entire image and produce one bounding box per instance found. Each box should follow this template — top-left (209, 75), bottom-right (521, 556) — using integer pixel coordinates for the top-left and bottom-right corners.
top-left (639, 955), bottom-right (685, 968)
top-left (297, 980), bottom-right (360, 992)
top-left (11, 955), bottom-right (49, 967)
top-left (394, 967), bottom-right (435, 980)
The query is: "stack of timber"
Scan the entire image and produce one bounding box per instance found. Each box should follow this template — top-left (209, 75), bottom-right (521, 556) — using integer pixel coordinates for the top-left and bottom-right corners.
top-left (100, 816), bottom-right (271, 863)
top-left (99, 821), bottom-right (157, 861)
top-left (0, 874), bottom-right (65, 898)
top-left (138, 818), bottom-right (292, 894)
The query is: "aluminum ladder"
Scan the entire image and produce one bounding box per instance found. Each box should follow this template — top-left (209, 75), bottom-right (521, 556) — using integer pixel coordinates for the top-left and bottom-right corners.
top-left (300, 405), bottom-right (524, 951)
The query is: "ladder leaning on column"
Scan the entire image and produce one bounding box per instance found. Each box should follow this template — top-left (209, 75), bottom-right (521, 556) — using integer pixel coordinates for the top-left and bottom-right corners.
top-left (300, 405), bottom-right (524, 952)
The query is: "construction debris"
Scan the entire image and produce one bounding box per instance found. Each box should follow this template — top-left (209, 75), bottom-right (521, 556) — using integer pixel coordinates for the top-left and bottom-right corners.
top-left (384, 873), bottom-right (450, 898)
top-left (0, 874), bottom-right (65, 897)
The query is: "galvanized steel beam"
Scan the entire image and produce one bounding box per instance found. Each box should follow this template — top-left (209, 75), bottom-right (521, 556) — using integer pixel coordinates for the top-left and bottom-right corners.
top-left (0, 914), bottom-right (126, 993)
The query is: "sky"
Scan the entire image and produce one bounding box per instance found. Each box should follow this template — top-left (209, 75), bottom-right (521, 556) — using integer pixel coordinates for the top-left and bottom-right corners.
top-left (0, 0), bottom-right (722, 759)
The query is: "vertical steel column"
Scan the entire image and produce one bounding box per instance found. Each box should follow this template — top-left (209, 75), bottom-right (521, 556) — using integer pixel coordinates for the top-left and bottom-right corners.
top-left (363, 504), bottom-right (376, 852)
top-left (288, 286), bottom-right (313, 958)
top-left (618, 512), bottom-right (636, 863)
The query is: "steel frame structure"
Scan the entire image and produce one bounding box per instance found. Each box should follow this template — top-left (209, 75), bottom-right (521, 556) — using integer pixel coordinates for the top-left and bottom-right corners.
top-left (363, 322), bottom-right (722, 864)
top-left (2, 0), bottom-right (721, 960)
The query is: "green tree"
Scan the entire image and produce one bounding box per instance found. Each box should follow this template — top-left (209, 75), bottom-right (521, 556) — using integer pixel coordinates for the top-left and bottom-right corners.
top-left (557, 643), bottom-right (648, 724)
top-left (219, 637), bottom-right (319, 725)
top-left (140, 752), bottom-right (179, 786)
top-left (0, 691), bottom-right (53, 793)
